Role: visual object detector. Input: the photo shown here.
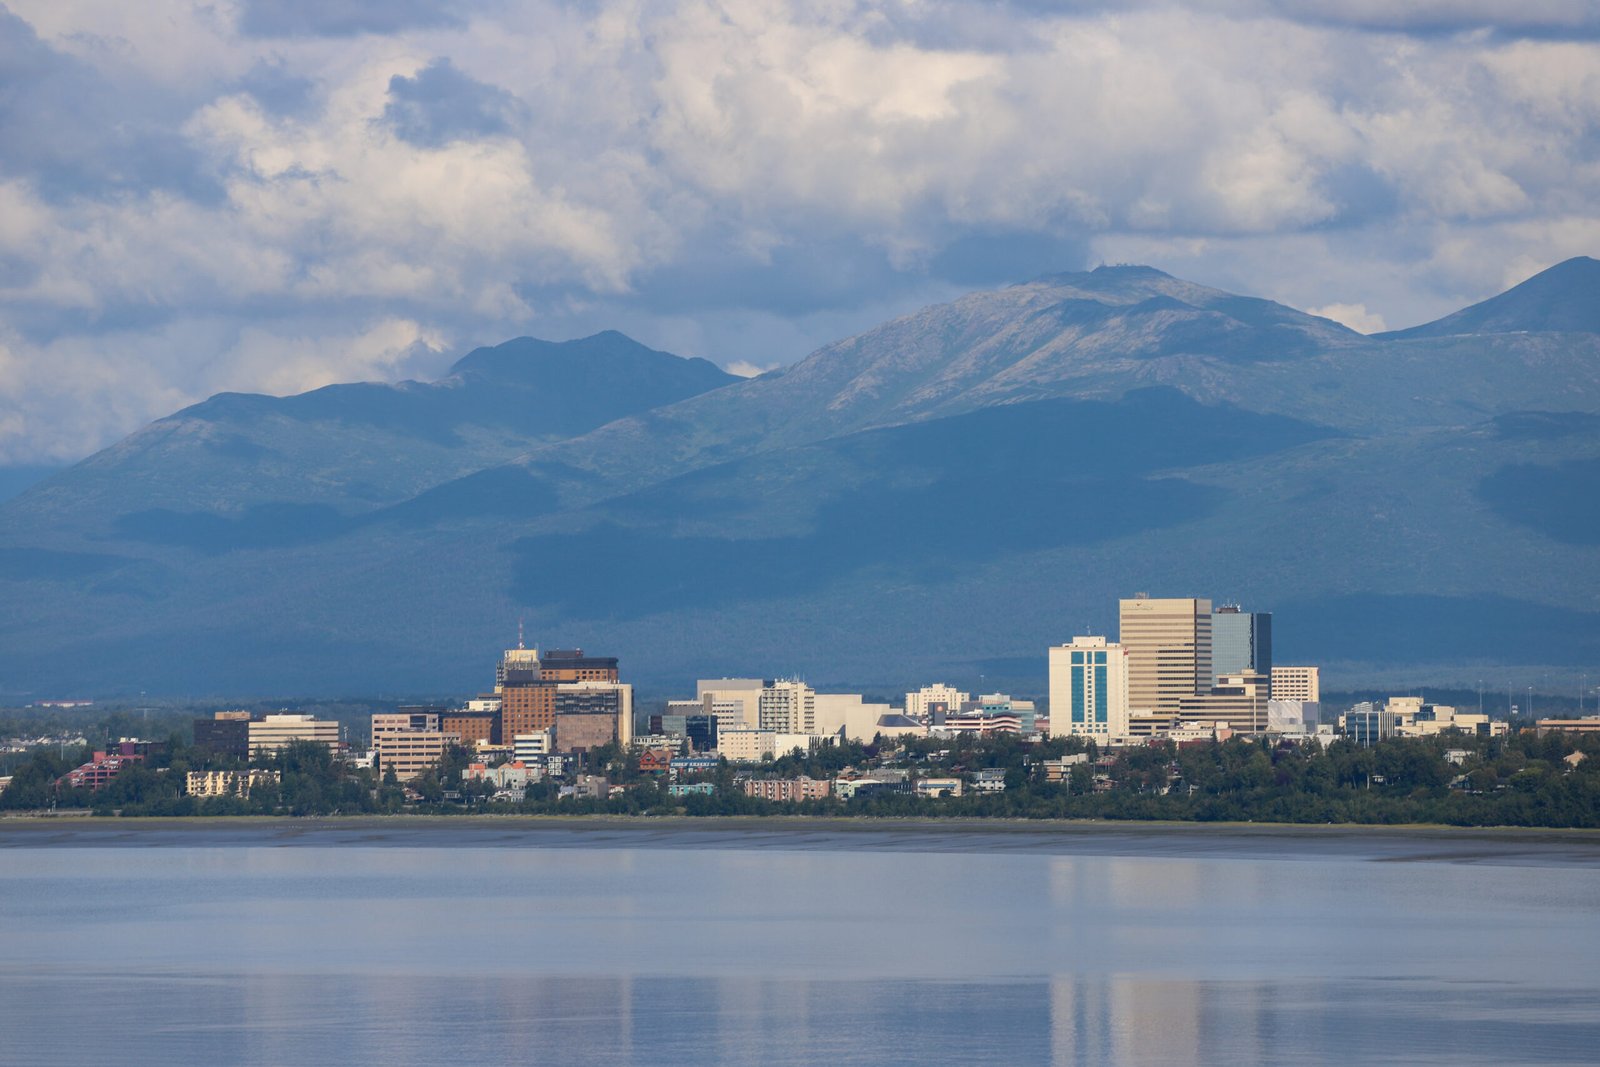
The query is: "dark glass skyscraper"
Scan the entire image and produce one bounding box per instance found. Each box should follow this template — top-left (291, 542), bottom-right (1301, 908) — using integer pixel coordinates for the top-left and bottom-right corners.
top-left (1211, 606), bottom-right (1272, 687)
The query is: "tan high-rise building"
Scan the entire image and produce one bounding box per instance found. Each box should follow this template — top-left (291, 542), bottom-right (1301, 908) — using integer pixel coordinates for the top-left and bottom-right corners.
top-left (1270, 666), bottom-right (1320, 703)
top-left (1118, 596), bottom-right (1212, 713)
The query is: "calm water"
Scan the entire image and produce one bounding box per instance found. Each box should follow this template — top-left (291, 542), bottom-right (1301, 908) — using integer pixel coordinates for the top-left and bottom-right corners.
top-left (1, 822), bottom-right (1597, 1066)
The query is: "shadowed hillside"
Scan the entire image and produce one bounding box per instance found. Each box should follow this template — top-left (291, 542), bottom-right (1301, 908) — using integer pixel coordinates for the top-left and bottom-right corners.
top-left (0, 261), bottom-right (1595, 696)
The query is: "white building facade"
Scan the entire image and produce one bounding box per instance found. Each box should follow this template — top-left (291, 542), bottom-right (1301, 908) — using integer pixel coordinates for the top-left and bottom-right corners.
top-left (1048, 636), bottom-right (1130, 740)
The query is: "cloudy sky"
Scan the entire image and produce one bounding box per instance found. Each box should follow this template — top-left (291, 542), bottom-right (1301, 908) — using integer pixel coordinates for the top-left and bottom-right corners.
top-left (1, 0), bottom-right (1597, 465)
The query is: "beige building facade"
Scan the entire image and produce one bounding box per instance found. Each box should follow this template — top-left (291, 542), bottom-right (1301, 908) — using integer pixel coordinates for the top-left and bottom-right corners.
top-left (185, 769), bottom-right (280, 797)
top-left (1119, 596), bottom-right (1212, 713)
top-left (1177, 672), bottom-right (1271, 734)
top-left (375, 729), bottom-right (459, 782)
top-left (248, 714), bottom-right (341, 758)
top-left (1270, 666), bottom-right (1321, 702)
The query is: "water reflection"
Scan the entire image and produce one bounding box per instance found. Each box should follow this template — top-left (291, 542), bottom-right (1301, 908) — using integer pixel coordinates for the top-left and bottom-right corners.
top-left (4, 968), bottom-right (1596, 1067)
top-left (1, 841), bottom-right (1597, 1066)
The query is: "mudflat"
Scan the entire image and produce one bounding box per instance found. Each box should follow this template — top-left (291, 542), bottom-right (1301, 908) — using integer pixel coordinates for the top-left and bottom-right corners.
top-left (2, 814), bottom-right (1597, 866)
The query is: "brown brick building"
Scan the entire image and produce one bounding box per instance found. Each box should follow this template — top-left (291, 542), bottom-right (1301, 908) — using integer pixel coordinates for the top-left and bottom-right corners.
top-left (501, 684), bottom-right (557, 739)
top-left (555, 712), bottom-right (619, 754)
top-left (441, 709), bottom-right (500, 747)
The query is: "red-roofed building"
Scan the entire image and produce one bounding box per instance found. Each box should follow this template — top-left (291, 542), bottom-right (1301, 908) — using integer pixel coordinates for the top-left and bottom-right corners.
top-left (58, 751), bottom-right (142, 792)
top-left (638, 748), bottom-right (673, 774)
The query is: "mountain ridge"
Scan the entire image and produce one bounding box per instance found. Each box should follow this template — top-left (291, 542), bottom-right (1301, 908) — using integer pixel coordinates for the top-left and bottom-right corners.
top-left (1379, 256), bottom-right (1600, 339)
top-left (0, 258), bottom-right (1595, 695)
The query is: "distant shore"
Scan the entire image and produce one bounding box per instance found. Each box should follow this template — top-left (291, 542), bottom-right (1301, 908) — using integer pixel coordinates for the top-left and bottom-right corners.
top-left (3, 814), bottom-right (1599, 865)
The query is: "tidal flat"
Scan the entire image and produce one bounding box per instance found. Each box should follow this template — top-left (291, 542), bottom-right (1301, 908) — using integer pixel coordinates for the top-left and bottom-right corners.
top-left (3, 813), bottom-right (1598, 866)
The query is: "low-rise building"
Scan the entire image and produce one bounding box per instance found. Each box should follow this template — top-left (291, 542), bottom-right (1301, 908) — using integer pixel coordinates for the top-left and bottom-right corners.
top-left (1386, 698), bottom-right (1506, 739)
top-left (1040, 754), bottom-right (1089, 782)
top-left (914, 777), bottom-right (963, 798)
top-left (718, 729), bottom-right (777, 763)
top-left (1536, 717), bottom-right (1600, 736)
top-left (463, 761), bottom-right (537, 789)
top-left (833, 768), bottom-right (910, 799)
top-left (936, 713), bottom-right (1021, 736)
top-left (58, 751), bottom-right (140, 792)
top-left (513, 731), bottom-right (552, 762)
top-left (571, 774), bottom-right (610, 800)
top-left (186, 769), bottom-right (280, 797)
top-left (249, 714), bottom-right (341, 758)
top-left (971, 768), bottom-right (1008, 793)
top-left (638, 749), bottom-right (673, 774)
top-left (742, 776), bottom-right (831, 802)
top-left (56, 741), bottom-right (163, 793)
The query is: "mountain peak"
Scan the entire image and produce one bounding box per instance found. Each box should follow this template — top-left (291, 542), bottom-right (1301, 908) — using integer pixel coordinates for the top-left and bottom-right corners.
top-left (1380, 256), bottom-right (1600, 339)
top-left (449, 330), bottom-right (675, 380)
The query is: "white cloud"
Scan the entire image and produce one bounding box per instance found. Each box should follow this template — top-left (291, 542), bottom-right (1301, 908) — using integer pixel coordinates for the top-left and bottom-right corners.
top-left (0, 0), bottom-right (1595, 463)
top-left (1307, 302), bottom-right (1389, 333)
top-left (723, 359), bottom-right (782, 378)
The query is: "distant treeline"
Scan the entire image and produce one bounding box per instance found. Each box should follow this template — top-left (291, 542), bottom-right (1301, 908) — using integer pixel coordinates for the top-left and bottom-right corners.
top-left (2, 724), bottom-right (1598, 828)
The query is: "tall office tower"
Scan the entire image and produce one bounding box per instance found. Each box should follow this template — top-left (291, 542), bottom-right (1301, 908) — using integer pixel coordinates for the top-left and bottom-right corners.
top-left (1211, 606), bottom-right (1272, 687)
top-left (501, 683), bottom-right (557, 739)
top-left (906, 683), bottom-right (970, 721)
top-left (1118, 595), bottom-right (1213, 713)
top-left (1048, 637), bottom-right (1130, 739)
top-left (1270, 666), bottom-right (1320, 703)
top-left (759, 680), bottom-right (817, 735)
top-left (497, 647), bottom-right (541, 691)
top-left (552, 681), bottom-right (634, 752)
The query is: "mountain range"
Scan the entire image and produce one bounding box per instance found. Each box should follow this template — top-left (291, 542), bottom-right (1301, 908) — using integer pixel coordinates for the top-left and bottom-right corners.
top-left (1, 259), bottom-right (1597, 698)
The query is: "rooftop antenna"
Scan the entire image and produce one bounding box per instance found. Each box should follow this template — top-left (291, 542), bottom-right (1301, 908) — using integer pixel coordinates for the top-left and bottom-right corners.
top-left (517, 618), bottom-right (525, 651)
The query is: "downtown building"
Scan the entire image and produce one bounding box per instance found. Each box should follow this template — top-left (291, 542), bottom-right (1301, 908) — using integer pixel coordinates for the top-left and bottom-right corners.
top-left (1048, 636), bottom-right (1130, 740)
top-left (758, 681), bottom-right (816, 735)
top-left (1119, 596), bottom-right (1213, 715)
top-left (494, 646), bottom-right (632, 755)
top-left (1270, 666), bottom-right (1321, 703)
top-left (248, 714), bottom-right (341, 759)
top-left (905, 683), bottom-right (970, 722)
top-left (1211, 606), bottom-right (1271, 688)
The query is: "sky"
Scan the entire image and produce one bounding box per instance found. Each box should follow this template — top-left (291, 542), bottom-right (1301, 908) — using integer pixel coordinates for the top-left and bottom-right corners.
top-left (0, 0), bottom-right (1598, 466)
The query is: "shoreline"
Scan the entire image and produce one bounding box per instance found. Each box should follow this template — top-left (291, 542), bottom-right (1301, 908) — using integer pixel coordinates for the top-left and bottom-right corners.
top-left (3, 814), bottom-right (1599, 865)
top-left (3, 811), bottom-right (1600, 835)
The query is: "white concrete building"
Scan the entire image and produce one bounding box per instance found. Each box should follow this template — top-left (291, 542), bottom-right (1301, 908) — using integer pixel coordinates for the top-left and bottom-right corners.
top-left (717, 729), bottom-right (777, 763)
top-left (1048, 636), bottom-right (1130, 740)
top-left (815, 693), bottom-right (892, 743)
top-left (248, 714), bottom-right (341, 758)
top-left (759, 681), bottom-right (816, 735)
top-left (513, 731), bottom-right (552, 761)
top-left (905, 683), bottom-right (969, 721)
top-left (697, 679), bottom-right (765, 730)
